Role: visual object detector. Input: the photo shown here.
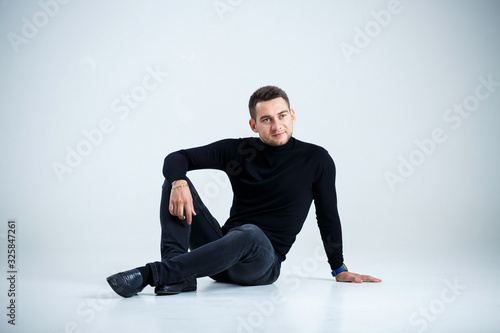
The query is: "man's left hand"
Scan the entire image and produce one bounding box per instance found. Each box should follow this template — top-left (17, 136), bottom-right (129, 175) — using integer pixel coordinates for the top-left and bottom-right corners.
top-left (335, 271), bottom-right (381, 283)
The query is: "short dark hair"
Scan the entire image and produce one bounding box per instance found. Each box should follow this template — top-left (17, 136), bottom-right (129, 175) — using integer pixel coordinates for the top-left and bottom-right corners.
top-left (248, 86), bottom-right (290, 120)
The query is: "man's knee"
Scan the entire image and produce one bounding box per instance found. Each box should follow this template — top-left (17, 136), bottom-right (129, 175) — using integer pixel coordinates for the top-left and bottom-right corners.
top-left (227, 224), bottom-right (272, 252)
top-left (234, 224), bottom-right (264, 238)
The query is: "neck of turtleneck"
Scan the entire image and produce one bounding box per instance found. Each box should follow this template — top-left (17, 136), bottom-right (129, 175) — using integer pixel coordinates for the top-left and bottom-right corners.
top-left (258, 137), bottom-right (295, 152)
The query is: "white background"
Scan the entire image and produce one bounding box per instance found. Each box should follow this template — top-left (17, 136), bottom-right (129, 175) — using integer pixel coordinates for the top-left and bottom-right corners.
top-left (1, 1), bottom-right (499, 332)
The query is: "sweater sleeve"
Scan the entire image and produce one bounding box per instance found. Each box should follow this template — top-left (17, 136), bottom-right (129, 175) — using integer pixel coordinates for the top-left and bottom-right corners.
top-left (162, 139), bottom-right (237, 184)
top-left (312, 149), bottom-right (344, 271)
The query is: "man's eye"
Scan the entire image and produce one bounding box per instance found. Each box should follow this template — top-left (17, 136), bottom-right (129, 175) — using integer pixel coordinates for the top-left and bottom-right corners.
top-left (263, 119), bottom-right (270, 122)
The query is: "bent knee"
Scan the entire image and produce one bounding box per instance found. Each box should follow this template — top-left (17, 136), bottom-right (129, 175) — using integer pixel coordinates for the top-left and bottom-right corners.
top-left (236, 223), bottom-right (263, 235)
top-left (226, 224), bottom-right (275, 259)
top-left (230, 224), bottom-right (268, 242)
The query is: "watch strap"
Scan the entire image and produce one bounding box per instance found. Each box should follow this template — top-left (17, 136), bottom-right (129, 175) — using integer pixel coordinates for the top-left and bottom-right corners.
top-left (331, 264), bottom-right (348, 277)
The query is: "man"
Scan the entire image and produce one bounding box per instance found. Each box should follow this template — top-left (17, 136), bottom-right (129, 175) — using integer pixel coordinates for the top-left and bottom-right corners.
top-left (107, 86), bottom-right (381, 298)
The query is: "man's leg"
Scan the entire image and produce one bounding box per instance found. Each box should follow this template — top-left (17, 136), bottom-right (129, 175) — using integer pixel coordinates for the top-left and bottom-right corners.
top-left (148, 224), bottom-right (281, 286)
top-left (107, 180), bottom-right (282, 297)
top-left (155, 177), bottom-right (223, 294)
top-left (107, 224), bottom-right (281, 297)
top-left (157, 179), bottom-right (280, 286)
top-left (219, 225), bottom-right (282, 286)
top-left (159, 177), bottom-right (223, 261)
top-left (107, 177), bottom-right (224, 298)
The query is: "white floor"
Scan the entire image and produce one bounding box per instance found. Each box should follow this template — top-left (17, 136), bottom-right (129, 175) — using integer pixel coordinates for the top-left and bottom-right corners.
top-left (3, 256), bottom-right (500, 333)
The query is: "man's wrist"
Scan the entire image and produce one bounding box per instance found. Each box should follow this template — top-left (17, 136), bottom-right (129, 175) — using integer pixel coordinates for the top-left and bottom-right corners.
top-left (171, 179), bottom-right (187, 186)
top-left (331, 264), bottom-right (348, 277)
top-left (171, 179), bottom-right (188, 190)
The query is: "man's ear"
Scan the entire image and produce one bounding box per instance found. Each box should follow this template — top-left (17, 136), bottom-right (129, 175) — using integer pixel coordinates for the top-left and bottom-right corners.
top-left (290, 108), bottom-right (296, 121)
top-left (249, 118), bottom-right (258, 133)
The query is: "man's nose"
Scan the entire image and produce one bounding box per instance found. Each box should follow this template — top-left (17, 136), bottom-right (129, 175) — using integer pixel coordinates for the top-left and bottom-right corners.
top-left (271, 120), bottom-right (281, 131)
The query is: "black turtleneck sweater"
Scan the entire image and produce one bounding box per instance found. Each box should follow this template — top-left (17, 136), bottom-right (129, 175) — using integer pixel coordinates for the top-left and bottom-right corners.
top-left (163, 137), bottom-right (344, 271)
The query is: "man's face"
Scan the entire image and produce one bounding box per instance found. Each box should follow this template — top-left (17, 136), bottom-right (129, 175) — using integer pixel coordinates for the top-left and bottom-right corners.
top-left (249, 97), bottom-right (296, 146)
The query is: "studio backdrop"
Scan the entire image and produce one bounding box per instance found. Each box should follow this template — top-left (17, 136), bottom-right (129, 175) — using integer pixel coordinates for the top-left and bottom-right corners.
top-left (1, 1), bottom-right (499, 332)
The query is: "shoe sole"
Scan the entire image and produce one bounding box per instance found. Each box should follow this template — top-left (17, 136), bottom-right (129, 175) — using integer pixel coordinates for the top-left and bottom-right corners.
top-left (155, 286), bottom-right (197, 296)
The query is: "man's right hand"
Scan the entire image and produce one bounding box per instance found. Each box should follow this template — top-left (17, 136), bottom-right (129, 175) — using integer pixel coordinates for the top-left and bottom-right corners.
top-left (169, 180), bottom-right (197, 225)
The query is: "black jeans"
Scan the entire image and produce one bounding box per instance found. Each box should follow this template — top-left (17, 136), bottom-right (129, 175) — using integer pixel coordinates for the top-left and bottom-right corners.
top-left (148, 178), bottom-right (281, 287)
